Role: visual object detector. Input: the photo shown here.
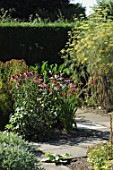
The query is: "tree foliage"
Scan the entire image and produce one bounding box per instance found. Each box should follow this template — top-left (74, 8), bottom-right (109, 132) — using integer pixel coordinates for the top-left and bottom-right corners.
top-left (0, 0), bottom-right (86, 21)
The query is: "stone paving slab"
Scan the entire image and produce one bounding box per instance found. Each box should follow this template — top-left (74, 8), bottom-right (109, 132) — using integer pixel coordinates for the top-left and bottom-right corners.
top-left (76, 108), bottom-right (110, 128)
top-left (77, 122), bottom-right (107, 129)
top-left (41, 163), bottom-right (71, 170)
top-left (31, 109), bottom-right (110, 170)
top-left (32, 142), bottom-right (87, 159)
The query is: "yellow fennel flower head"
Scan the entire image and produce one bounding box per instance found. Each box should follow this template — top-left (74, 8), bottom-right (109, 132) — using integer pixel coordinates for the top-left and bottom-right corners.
top-left (99, 50), bottom-right (105, 53)
top-left (84, 57), bottom-right (88, 61)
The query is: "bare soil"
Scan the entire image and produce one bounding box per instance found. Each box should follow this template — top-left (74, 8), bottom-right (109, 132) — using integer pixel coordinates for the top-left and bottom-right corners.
top-left (66, 156), bottom-right (93, 170)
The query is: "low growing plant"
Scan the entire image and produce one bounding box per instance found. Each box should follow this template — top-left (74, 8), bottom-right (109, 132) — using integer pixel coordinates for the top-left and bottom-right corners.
top-left (87, 142), bottom-right (113, 170)
top-left (0, 131), bottom-right (44, 170)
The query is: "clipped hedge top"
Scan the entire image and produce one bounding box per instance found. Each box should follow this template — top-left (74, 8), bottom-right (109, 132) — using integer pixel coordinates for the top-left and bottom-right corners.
top-left (0, 22), bottom-right (75, 28)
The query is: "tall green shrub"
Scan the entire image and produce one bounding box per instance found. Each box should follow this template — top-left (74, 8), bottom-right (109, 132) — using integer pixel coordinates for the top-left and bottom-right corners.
top-left (0, 59), bottom-right (28, 130)
top-left (61, 11), bottom-right (113, 110)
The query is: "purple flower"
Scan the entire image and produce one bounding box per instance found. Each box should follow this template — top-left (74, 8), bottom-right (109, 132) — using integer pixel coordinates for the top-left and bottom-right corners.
top-left (34, 76), bottom-right (43, 83)
top-left (69, 83), bottom-right (75, 88)
top-left (12, 74), bottom-right (21, 80)
top-left (65, 78), bottom-right (72, 83)
top-left (38, 83), bottom-right (48, 88)
top-left (26, 70), bottom-right (35, 77)
top-left (39, 88), bottom-right (44, 91)
top-left (17, 79), bottom-right (23, 87)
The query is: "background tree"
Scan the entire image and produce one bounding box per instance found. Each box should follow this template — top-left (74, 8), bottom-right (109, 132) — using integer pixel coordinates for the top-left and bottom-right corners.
top-left (59, 3), bottom-right (86, 21)
top-left (0, 0), bottom-right (86, 21)
top-left (0, 0), bottom-right (40, 20)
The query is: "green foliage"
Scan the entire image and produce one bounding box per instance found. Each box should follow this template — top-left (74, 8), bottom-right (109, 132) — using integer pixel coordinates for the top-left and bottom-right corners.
top-left (2, 59), bottom-right (28, 83)
top-left (0, 90), bottom-right (13, 130)
top-left (61, 12), bottom-right (113, 110)
top-left (0, 61), bottom-right (3, 88)
top-left (0, 59), bottom-right (28, 130)
top-left (0, 131), bottom-right (43, 170)
top-left (6, 62), bottom-right (84, 141)
top-left (0, 8), bottom-right (15, 22)
top-left (0, 22), bottom-right (74, 27)
top-left (0, 0), bottom-right (86, 22)
top-left (94, 0), bottom-right (113, 18)
top-left (87, 142), bottom-right (113, 170)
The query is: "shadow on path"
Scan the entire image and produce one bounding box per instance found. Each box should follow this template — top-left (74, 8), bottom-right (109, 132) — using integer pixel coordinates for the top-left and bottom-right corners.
top-left (31, 119), bottom-right (109, 147)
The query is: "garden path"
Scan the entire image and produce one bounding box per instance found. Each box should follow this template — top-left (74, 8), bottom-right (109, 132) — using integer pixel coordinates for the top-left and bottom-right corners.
top-left (31, 108), bottom-right (110, 170)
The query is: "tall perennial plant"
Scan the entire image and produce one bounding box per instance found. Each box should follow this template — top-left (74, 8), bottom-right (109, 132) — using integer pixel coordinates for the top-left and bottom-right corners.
top-left (61, 11), bottom-right (113, 110)
top-left (7, 63), bottom-right (85, 141)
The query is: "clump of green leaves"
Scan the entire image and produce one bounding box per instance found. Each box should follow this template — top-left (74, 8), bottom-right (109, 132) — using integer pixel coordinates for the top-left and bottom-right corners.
top-left (0, 131), bottom-right (43, 170)
top-left (87, 142), bottom-right (113, 170)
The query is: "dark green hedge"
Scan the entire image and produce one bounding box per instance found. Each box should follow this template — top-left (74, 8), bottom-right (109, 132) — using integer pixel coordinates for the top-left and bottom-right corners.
top-left (0, 24), bottom-right (72, 65)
